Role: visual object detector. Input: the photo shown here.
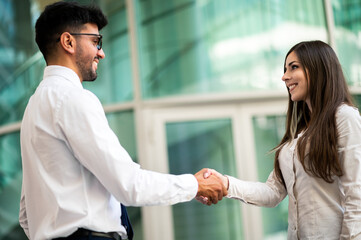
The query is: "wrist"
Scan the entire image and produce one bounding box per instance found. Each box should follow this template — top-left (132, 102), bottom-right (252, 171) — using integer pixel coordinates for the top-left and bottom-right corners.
top-left (223, 175), bottom-right (229, 190)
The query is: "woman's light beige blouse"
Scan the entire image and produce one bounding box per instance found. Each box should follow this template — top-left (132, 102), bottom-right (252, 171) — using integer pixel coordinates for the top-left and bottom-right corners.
top-left (227, 104), bottom-right (361, 239)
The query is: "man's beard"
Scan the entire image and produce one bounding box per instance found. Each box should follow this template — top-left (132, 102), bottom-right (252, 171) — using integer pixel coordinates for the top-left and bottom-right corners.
top-left (76, 47), bottom-right (98, 82)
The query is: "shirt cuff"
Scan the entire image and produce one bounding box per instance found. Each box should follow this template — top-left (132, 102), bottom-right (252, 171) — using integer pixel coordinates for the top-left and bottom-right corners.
top-left (188, 174), bottom-right (199, 199)
top-left (225, 175), bottom-right (244, 200)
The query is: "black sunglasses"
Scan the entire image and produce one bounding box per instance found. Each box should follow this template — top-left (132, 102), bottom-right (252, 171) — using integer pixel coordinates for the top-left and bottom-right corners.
top-left (69, 33), bottom-right (103, 50)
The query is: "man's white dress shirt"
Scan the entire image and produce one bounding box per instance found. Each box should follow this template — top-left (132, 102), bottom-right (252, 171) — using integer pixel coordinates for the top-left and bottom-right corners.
top-left (19, 66), bottom-right (198, 240)
top-left (227, 104), bottom-right (361, 239)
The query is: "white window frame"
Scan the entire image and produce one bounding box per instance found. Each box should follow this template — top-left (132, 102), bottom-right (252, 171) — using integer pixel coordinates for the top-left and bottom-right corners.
top-left (139, 99), bottom-right (288, 240)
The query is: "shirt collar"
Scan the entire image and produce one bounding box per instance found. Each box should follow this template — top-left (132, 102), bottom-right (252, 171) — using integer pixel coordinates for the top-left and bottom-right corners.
top-left (44, 65), bottom-right (83, 89)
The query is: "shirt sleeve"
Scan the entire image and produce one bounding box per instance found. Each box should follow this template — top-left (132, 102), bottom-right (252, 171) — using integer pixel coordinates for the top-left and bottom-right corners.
top-left (337, 106), bottom-right (361, 239)
top-left (56, 89), bottom-right (198, 206)
top-left (226, 170), bottom-right (287, 208)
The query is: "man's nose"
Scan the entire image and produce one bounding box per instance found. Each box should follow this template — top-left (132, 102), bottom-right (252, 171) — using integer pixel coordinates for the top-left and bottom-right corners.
top-left (98, 48), bottom-right (105, 59)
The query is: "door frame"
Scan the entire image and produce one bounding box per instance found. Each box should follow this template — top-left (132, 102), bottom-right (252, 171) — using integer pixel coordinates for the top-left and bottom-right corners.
top-left (139, 99), bottom-right (288, 240)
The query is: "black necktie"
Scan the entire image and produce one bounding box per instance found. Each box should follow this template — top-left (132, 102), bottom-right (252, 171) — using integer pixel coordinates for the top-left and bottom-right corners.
top-left (120, 204), bottom-right (134, 240)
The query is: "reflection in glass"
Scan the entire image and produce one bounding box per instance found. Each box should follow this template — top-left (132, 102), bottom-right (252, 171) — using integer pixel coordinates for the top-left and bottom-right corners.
top-left (0, 132), bottom-right (27, 239)
top-left (106, 110), bottom-right (143, 240)
top-left (0, 0), bottom-right (44, 125)
top-left (166, 119), bottom-right (243, 240)
top-left (136, 0), bottom-right (327, 99)
top-left (83, 0), bottom-right (133, 104)
top-left (252, 115), bottom-right (287, 240)
top-left (106, 110), bottom-right (137, 161)
top-left (332, 0), bottom-right (361, 86)
top-left (354, 94), bottom-right (361, 109)
top-left (0, 132), bottom-right (21, 192)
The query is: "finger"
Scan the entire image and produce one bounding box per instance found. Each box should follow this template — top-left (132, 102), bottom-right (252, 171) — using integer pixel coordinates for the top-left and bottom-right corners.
top-left (195, 196), bottom-right (209, 205)
top-left (203, 168), bottom-right (212, 179)
top-left (210, 169), bottom-right (223, 179)
top-left (218, 191), bottom-right (223, 201)
top-left (211, 196), bottom-right (219, 204)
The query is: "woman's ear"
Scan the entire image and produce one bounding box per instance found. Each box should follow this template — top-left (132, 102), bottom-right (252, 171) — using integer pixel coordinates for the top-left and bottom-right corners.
top-left (59, 32), bottom-right (75, 54)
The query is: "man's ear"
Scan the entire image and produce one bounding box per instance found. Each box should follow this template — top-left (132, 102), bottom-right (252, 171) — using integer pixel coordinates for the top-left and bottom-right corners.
top-left (59, 32), bottom-right (75, 54)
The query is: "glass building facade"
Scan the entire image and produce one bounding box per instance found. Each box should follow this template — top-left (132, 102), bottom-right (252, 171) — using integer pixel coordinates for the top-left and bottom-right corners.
top-left (0, 0), bottom-right (360, 239)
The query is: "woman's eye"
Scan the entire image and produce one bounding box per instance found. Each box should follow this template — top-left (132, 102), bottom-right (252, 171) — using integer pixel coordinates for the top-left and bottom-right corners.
top-left (291, 65), bottom-right (298, 70)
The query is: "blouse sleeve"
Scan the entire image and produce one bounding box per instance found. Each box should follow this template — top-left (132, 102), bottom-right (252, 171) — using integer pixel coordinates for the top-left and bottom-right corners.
top-left (337, 105), bottom-right (361, 239)
top-left (226, 170), bottom-right (287, 208)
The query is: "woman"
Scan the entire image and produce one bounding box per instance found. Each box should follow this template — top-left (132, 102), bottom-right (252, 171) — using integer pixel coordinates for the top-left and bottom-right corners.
top-left (203, 40), bottom-right (361, 239)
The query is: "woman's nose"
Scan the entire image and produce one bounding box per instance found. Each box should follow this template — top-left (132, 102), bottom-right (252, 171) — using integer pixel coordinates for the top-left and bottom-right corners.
top-left (282, 71), bottom-right (288, 82)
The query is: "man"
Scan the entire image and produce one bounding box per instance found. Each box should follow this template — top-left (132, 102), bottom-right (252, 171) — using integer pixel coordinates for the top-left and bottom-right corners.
top-left (19, 1), bottom-right (226, 240)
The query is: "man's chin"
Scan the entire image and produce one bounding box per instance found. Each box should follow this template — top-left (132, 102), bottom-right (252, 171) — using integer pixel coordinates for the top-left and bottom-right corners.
top-left (83, 73), bottom-right (97, 82)
top-left (83, 78), bottom-right (97, 82)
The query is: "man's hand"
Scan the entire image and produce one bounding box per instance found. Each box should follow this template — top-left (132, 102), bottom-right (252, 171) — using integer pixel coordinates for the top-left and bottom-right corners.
top-left (194, 168), bottom-right (227, 206)
top-left (204, 168), bottom-right (229, 190)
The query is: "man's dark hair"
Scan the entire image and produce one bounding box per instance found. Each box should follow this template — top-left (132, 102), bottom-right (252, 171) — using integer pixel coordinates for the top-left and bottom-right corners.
top-left (35, 1), bottom-right (108, 61)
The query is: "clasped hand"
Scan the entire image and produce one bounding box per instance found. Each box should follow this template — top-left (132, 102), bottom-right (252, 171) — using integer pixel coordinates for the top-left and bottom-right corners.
top-left (194, 168), bottom-right (229, 206)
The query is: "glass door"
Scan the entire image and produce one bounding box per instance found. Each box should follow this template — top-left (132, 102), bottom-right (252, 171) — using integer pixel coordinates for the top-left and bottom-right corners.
top-left (166, 118), bottom-right (243, 240)
top-left (238, 102), bottom-right (288, 240)
top-left (141, 100), bottom-right (288, 240)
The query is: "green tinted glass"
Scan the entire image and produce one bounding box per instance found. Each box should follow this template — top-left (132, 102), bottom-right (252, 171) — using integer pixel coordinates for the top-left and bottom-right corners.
top-left (136, 0), bottom-right (327, 99)
top-left (166, 119), bottom-right (243, 240)
top-left (84, 0), bottom-right (133, 103)
top-left (252, 115), bottom-right (288, 239)
top-left (106, 110), bottom-right (143, 240)
top-left (332, 0), bottom-right (361, 86)
top-left (353, 94), bottom-right (361, 109)
top-left (0, 132), bottom-right (28, 239)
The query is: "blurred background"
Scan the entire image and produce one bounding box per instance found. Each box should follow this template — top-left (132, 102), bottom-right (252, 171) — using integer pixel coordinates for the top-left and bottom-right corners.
top-left (0, 0), bottom-right (360, 239)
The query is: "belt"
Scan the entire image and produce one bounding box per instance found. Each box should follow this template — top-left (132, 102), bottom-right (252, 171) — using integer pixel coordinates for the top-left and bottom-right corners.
top-left (53, 228), bottom-right (122, 240)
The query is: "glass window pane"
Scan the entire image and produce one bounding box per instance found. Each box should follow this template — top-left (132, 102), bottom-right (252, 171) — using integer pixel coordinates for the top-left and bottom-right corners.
top-left (332, 0), bottom-right (361, 86)
top-left (166, 119), bottom-right (243, 240)
top-left (353, 94), bottom-right (361, 109)
top-left (0, 132), bottom-right (21, 193)
top-left (106, 110), bottom-right (143, 240)
top-left (252, 115), bottom-right (288, 240)
top-left (0, 0), bottom-right (45, 125)
top-left (83, 0), bottom-right (133, 104)
top-left (136, 0), bottom-right (328, 99)
top-left (0, 0), bottom-right (37, 84)
top-left (106, 110), bottom-right (137, 161)
top-left (0, 132), bottom-right (27, 239)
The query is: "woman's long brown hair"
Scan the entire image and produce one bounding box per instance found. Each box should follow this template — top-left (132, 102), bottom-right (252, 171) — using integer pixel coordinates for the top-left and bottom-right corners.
top-left (274, 40), bottom-right (354, 184)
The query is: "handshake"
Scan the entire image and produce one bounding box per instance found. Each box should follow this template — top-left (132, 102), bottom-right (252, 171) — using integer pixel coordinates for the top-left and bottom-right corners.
top-left (194, 168), bottom-right (229, 206)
